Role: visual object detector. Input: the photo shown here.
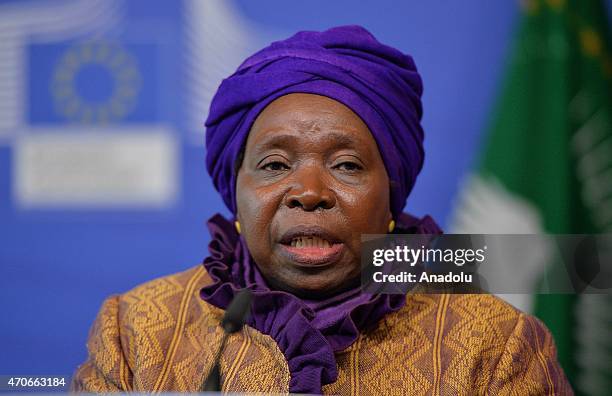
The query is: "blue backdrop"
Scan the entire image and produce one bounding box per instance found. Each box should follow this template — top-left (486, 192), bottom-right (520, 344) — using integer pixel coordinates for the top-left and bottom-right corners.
top-left (1, 0), bottom-right (608, 377)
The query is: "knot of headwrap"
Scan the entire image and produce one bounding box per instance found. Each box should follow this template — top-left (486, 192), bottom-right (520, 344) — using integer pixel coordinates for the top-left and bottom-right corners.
top-left (205, 25), bottom-right (425, 217)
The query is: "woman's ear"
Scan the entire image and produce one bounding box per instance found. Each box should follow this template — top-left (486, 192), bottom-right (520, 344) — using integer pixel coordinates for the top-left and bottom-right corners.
top-left (387, 210), bottom-right (393, 224)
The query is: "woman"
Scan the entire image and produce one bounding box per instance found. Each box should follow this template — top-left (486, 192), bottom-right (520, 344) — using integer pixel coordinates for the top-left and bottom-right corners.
top-left (72, 26), bottom-right (572, 395)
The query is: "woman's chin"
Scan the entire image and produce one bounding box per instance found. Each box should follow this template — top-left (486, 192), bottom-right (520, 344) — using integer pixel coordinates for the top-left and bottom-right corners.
top-left (264, 269), bottom-right (362, 300)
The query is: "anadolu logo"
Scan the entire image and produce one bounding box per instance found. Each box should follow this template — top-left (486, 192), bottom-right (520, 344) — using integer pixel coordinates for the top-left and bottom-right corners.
top-left (50, 41), bottom-right (142, 124)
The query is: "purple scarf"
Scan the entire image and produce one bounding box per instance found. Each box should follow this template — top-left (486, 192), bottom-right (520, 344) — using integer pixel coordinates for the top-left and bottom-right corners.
top-left (200, 212), bottom-right (441, 394)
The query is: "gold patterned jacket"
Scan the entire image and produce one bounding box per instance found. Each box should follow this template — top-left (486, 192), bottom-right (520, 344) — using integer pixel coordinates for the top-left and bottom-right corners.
top-left (72, 265), bottom-right (573, 395)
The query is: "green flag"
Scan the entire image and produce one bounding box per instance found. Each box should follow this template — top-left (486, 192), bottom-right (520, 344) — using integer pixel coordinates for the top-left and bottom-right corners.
top-left (451, 0), bottom-right (612, 394)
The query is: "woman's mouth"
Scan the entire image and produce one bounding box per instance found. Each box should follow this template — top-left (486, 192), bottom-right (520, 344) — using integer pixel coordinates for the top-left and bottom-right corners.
top-left (278, 231), bottom-right (345, 267)
top-left (289, 235), bottom-right (333, 248)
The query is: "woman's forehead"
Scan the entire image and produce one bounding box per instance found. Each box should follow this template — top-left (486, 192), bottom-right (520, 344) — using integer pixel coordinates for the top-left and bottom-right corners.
top-left (247, 93), bottom-right (375, 149)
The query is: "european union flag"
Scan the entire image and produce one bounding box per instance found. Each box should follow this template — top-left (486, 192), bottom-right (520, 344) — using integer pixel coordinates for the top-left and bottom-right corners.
top-left (28, 41), bottom-right (159, 124)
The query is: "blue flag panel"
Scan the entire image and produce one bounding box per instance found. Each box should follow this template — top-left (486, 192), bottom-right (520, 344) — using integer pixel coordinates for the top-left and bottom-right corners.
top-left (28, 41), bottom-right (159, 124)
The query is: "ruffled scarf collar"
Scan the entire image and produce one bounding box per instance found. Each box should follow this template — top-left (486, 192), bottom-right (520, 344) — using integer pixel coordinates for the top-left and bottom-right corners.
top-left (200, 213), bottom-right (441, 394)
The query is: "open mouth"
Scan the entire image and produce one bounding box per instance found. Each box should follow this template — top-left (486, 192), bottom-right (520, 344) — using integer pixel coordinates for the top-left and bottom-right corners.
top-left (289, 236), bottom-right (333, 248)
top-left (278, 227), bottom-right (345, 267)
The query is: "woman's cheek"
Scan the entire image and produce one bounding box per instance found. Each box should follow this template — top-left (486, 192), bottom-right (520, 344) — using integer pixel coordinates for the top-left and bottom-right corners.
top-left (252, 188), bottom-right (284, 229)
top-left (237, 177), bottom-right (273, 221)
top-left (359, 190), bottom-right (390, 232)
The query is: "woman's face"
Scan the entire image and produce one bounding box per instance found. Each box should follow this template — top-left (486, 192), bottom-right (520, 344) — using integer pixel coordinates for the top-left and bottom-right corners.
top-left (235, 93), bottom-right (392, 298)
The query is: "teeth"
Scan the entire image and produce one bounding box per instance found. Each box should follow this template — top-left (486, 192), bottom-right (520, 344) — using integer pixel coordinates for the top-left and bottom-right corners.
top-left (290, 236), bottom-right (332, 248)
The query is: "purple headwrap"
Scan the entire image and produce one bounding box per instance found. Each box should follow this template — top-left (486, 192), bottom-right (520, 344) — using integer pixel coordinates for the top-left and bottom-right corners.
top-left (205, 25), bottom-right (425, 218)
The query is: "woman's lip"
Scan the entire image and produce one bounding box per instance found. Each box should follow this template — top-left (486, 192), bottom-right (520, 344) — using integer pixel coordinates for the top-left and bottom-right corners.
top-left (278, 243), bottom-right (345, 267)
top-left (278, 226), bottom-right (342, 245)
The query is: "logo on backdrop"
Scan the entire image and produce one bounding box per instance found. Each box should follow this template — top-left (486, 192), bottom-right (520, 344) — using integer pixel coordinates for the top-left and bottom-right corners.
top-left (50, 41), bottom-right (142, 124)
top-left (0, 0), bottom-right (178, 209)
top-left (28, 40), bottom-right (159, 126)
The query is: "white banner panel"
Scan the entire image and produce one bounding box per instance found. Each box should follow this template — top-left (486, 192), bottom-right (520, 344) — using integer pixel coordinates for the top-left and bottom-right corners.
top-left (13, 127), bottom-right (179, 208)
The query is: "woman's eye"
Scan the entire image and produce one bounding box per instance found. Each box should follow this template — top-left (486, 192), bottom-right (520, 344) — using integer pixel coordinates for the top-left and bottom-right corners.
top-left (335, 161), bottom-right (363, 172)
top-left (261, 161), bottom-right (289, 171)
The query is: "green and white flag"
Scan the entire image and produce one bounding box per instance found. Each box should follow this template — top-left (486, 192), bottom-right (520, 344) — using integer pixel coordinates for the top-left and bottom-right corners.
top-left (451, 0), bottom-right (612, 394)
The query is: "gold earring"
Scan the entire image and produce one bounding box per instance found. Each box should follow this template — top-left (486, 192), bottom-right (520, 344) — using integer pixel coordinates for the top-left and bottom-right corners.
top-left (235, 221), bottom-right (241, 234)
top-left (388, 220), bottom-right (395, 233)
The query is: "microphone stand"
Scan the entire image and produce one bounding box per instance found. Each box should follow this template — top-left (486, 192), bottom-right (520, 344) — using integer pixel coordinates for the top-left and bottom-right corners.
top-left (201, 332), bottom-right (228, 392)
top-left (200, 289), bottom-right (252, 392)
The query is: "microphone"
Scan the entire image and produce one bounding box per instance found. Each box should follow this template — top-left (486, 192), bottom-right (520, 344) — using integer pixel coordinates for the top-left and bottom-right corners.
top-left (200, 289), bottom-right (253, 392)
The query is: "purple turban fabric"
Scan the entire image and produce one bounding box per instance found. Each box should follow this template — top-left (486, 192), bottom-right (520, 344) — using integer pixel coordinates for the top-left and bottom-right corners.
top-left (205, 25), bottom-right (425, 218)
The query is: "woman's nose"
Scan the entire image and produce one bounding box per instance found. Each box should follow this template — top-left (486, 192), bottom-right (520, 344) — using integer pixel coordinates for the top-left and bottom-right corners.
top-left (283, 168), bottom-right (336, 211)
